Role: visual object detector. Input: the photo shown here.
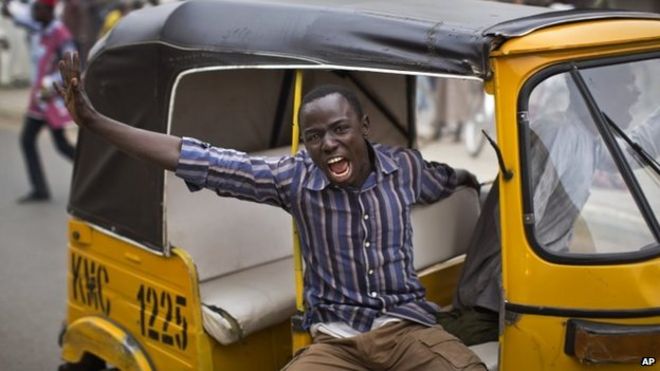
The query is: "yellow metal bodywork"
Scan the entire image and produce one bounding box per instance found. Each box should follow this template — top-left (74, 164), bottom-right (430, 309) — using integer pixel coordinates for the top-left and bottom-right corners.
top-left (65, 220), bottom-right (214, 370)
top-left (208, 321), bottom-right (292, 370)
top-left (491, 18), bottom-right (660, 370)
top-left (61, 316), bottom-right (154, 371)
top-left (290, 70), bottom-right (314, 353)
top-left (418, 256), bottom-right (466, 308)
top-left (65, 219), bottom-right (295, 370)
top-left (501, 315), bottom-right (660, 371)
top-left (291, 70), bottom-right (304, 314)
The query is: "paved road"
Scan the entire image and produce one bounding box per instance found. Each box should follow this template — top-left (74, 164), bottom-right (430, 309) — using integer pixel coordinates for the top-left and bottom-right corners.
top-left (0, 108), bottom-right (497, 370)
top-left (0, 117), bottom-right (74, 370)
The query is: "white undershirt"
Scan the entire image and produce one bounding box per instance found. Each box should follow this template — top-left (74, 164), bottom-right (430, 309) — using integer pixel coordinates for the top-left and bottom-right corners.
top-left (311, 315), bottom-right (401, 338)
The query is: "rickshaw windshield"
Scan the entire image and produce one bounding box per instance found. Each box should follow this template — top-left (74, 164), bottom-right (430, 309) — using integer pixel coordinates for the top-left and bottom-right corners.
top-left (524, 57), bottom-right (660, 260)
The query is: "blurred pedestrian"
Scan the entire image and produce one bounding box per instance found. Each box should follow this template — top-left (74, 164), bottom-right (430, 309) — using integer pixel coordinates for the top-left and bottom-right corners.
top-left (0, 24), bottom-right (9, 85)
top-left (2, 0), bottom-right (77, 203)
top-left (97, 0), bottom-right (142, 39)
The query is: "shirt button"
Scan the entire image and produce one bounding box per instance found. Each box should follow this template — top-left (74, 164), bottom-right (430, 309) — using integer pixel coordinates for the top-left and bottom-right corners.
top-left (368, 269), bottom-right (374, 275)
top-left (365, 241), bottom-right (371, 247)
top-left (370, 291), bottom-right (377, 298)
top-left (363, 214), bottom-right (369, 220)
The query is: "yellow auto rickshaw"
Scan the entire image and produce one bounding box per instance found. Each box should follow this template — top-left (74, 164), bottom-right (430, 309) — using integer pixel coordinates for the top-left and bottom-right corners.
top-left (59, 0), bottom-right (660, 370)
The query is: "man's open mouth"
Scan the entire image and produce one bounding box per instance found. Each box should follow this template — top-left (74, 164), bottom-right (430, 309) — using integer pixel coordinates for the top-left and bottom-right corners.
top-left (327, 156), bottom-right (352, 182)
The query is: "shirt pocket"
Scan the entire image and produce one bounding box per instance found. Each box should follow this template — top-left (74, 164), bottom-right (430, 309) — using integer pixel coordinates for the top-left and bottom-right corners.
top-left (414, 326), bottom-right (485, 370)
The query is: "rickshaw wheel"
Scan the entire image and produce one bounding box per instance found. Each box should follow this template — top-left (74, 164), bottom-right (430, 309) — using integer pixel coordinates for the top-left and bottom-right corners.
top-left (58, 353), bottom-right (106, 371)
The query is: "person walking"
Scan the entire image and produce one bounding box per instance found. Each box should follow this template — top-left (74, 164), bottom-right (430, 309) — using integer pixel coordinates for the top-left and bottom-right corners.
top-left (2, 0), bottom-right (77, 203)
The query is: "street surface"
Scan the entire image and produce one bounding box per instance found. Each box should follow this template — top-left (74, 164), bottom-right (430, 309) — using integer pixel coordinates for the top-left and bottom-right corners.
top-left (0, 113), bottom-right (75, 370)
top-left (0, 87), bottom-right (498, 370)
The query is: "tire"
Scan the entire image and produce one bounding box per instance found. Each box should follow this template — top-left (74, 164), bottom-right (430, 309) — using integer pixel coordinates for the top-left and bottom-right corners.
top-left (58, 353), bottom-right (106, 371)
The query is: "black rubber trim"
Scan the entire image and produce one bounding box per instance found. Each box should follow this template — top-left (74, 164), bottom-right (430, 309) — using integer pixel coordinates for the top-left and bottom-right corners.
top-left (269, 70), bottom-right (294, 148)
top-left (407, 75), bottom-right (417, 148)
top-left (516, 51), bottom-right (660, 266)
top-left (506, 303), bottom-right (660, 319)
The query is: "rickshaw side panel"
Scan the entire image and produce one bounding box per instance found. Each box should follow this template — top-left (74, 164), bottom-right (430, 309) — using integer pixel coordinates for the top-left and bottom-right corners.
top-left (418, 258), bottom-right (465, 307)
top-left (501, 315), bottom-right (660, 371)
top-left (494, 19), bottom-right (660, 57)
top-left (210, 321), bottom-right (292, 370)
top-left (64, 220), bottom-right (213, 370)
top-left (492, 18), bottom-right (660, 370)
top-left (493, 24), bottom-right (660, 310)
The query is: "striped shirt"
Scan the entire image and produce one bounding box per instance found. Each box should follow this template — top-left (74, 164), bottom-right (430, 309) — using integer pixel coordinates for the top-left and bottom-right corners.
top-left (176, 137), bottom-right (457, 332)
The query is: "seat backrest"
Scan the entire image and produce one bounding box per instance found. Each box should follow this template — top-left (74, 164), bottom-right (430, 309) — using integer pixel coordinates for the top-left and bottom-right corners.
top-left (166, 147), bottom-right (294, 282)
top-left (411, 187), bottom-right (480, 270)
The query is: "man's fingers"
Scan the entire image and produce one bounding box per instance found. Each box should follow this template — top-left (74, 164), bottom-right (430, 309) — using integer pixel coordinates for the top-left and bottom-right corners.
top-left (58, 60), bottom-right (69, 87)
top-left (72, 52), bottom-right (80, 79)
top-left (61, 51), bottom-right (76, 80)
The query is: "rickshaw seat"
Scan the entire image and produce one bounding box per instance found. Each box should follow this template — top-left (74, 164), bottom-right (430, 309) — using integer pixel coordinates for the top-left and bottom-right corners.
top-left (468, 341), bottom-right (498, 371)
top-left (167, 153), bottom-right (481, 346)
top-left (199, 256), bottom-right (295, 345)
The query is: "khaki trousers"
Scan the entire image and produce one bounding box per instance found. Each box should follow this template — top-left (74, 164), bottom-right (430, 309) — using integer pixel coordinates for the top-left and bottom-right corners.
top-left (283, 321), bottom-right (486, 371)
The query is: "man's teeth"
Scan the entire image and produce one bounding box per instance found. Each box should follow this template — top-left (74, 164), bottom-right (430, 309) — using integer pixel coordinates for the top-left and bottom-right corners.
top-left (328, 157), bottom-right (344, 164)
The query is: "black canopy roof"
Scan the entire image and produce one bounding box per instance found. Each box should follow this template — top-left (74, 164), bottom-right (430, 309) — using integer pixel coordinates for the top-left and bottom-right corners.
top-left (72, 0), bottom-right (660, 253)
top-left (92, 0), bottom-right (659, 78)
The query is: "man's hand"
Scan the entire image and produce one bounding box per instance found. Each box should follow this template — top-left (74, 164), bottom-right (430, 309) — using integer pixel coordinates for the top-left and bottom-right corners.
top-left (53, 51), bottom-right (99, 128)
top-left (54, 51), bottom-right (182, 171)
top-left (455, 169), bottom-right (480, 194)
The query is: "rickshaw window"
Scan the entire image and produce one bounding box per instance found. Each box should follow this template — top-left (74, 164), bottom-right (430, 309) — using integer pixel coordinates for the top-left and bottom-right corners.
top-left (517, 53), bottom-right (660, 265)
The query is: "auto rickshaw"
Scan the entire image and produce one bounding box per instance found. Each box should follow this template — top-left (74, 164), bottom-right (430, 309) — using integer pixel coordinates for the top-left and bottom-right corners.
top-left (59, 0), bottom-right (660, 370)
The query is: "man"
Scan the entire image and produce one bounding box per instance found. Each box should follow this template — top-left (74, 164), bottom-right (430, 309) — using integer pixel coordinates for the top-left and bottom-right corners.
top-left (3, 0), bottom-right (77, 203)
top-left (56, 52), bottom-right (485, 370)
top-left (0, 25), bottom-right (9, 85)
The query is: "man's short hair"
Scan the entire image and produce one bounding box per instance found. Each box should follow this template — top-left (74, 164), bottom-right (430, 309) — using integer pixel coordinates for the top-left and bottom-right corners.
top-left (299, 84), bottom-right (365, 121)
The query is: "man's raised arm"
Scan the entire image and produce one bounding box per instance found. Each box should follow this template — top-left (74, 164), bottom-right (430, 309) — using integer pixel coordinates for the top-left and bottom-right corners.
top-left (55, 52), bottom-right (182, 171)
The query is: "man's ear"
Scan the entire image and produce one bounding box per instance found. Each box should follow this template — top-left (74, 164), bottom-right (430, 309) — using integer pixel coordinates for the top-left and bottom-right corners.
top-left (361, 114), bottom-right (370, 137)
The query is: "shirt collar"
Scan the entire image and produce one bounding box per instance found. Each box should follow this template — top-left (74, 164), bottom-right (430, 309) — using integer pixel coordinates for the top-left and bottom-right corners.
top-left (304, 142), bottom-right (399, 191)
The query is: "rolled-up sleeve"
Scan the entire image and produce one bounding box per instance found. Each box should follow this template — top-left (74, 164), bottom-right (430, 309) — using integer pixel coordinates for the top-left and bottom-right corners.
top-left (175, 137), bottom-right (296, 211)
